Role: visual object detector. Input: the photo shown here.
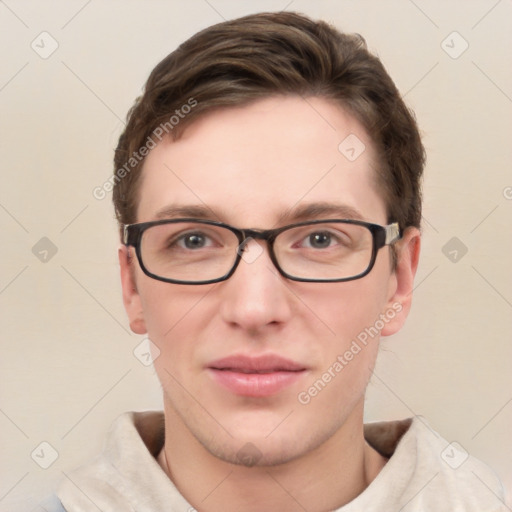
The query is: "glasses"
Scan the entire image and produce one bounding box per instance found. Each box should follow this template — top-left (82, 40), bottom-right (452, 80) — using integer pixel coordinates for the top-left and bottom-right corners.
top-left (123, 218), bottom-right (401, 285)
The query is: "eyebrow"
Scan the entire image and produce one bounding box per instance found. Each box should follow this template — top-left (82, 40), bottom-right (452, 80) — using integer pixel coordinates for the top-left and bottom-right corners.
top-left (153, 201), bottom-right (367, 225)
top-left (154, 204), bottom-right (218, 220)
top-left (276, 202), bottom-right (367, 224)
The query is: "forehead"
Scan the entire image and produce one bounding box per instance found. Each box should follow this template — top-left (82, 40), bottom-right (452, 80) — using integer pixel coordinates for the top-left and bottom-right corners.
top-left (137, 96), bottom-right (387, 225)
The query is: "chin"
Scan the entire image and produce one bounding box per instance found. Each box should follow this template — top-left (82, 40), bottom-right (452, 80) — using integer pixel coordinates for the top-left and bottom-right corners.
top-left (200, 418), bottom-right (329, 469)
top-left (207, 436), bottom-right (309, 468)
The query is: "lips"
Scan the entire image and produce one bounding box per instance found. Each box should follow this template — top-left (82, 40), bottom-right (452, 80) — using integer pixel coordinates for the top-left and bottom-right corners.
top-left (207, 354), bottom-right (307, 397)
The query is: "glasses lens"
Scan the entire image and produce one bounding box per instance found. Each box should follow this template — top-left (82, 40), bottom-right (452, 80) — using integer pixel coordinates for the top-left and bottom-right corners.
top-left (140, 222), bottom-right (239, 282)
top-left (274, 222), bottom-right (374, 280)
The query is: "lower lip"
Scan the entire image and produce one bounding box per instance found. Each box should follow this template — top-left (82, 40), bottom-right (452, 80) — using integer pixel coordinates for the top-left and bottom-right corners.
top-left (208, 369), bottom-right (305, 397)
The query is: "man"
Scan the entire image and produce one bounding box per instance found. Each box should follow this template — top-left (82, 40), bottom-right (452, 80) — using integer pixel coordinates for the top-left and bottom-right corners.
top-left (56, 11), bottom-right (506, 511)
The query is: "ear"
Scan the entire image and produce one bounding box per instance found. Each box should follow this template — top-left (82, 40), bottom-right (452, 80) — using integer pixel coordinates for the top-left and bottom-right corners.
top-left (380, 227), bottom-right (421, 336)
top-left (119, 245), bottom-right (147, 335)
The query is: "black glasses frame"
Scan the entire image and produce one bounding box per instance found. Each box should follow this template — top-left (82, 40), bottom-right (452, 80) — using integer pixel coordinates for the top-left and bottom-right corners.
top-left (123, 218), bottom-right (401, 285)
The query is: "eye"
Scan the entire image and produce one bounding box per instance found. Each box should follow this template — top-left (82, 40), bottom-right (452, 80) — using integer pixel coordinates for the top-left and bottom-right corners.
top-left (176, 232), bottom-right (212, 249)
top-left (299, 229), bottom-right (351, 249)
top-left (306, 231), bottom-right (333, 249)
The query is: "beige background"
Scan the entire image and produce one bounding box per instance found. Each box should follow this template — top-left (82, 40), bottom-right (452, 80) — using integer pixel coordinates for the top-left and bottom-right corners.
top-left (1, 0), bottom-right (511, 510)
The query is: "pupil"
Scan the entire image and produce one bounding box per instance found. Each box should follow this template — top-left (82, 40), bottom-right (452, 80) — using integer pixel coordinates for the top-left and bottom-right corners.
top-left (310, 232), bottom-right (330, 248)
top-left (185, 234), bottom-right (205, 249)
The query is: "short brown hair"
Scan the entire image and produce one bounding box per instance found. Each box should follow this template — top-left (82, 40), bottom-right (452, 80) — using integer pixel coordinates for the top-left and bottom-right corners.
top-left (113, 11), bottom-right (425, 238)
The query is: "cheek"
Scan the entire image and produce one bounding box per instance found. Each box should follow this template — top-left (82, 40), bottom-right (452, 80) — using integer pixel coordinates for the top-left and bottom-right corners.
top-left (138, 281), bottom-right (218, 370)
top-left (296, 282), bottom-right (387, 415)
top-left (309, 274), bottom-right (390, 342)
top-left (303, 271), bottom-right (391, 368)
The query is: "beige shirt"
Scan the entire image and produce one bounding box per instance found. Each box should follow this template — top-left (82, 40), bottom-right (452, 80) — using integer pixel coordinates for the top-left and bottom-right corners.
top-left (57, 411), bottom-right (507, 511)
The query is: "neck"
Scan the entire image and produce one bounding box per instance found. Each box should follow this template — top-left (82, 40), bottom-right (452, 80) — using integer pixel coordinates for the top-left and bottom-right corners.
top-left (158, 400), bottom-right (387, 511)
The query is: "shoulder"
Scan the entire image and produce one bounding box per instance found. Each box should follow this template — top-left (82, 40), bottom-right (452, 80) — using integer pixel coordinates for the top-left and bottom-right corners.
top-left (356, 416), bottom-right (507, 512)
top-left (57, 412), bottom-right (158, 509)
top-left (56, 411), bottom-right (191, 511)
top-left (396, 417), bottom-right (506, 511)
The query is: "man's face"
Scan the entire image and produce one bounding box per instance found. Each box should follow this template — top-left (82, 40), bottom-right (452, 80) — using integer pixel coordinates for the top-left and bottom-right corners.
top-left (121, 96), bottom-right (414, 466)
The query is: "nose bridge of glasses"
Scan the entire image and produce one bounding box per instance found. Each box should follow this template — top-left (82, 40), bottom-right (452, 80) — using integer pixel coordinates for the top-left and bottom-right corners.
top-left (235, 229), bottom-right (278, 268)
top-left (238, 228), bottom-right (274, 248)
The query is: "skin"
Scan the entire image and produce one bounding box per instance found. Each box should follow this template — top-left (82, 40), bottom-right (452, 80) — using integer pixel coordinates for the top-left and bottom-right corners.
top-left (119, 96), bottom-right (420, 511)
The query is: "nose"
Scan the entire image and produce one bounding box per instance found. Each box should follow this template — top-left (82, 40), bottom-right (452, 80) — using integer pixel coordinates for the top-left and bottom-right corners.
top-left (218, 239), bottom-right (292, 333)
